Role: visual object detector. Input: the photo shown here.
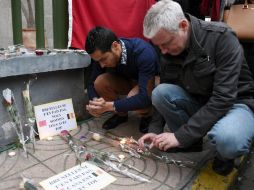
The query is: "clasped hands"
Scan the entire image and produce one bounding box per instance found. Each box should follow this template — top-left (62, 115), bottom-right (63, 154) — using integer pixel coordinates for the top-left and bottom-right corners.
top-left (138, 132), bottom-right (180, 152)
top-left (86, 97), bottom-right (113, 117)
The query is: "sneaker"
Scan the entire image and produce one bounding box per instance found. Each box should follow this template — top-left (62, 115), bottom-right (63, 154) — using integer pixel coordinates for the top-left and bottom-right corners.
top-left (102, 114), bottom-right (128, 130)
top-left (212, 156), bottom-right (234, 176)
top-left (166, 139), bottom-right (203, 153)
top-left (139, 116), bottom-right (152, 133)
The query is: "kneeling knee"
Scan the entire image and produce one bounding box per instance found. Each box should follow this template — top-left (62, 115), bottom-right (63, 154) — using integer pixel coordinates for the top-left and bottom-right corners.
top-left (152, 84), bottom-right (176, 105)
top-left (152, 85), bottom-right (164, 105)
top-left (216, 134), bottom-right (244, 159)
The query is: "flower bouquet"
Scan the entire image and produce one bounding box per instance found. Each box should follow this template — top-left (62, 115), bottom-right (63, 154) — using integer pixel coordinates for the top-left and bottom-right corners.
top-left (60, 130), bottom-right (150, 183)
top-left (2, 88), bottom-right (28, 156)
top-left (22, 78), bottom-right (37, 152)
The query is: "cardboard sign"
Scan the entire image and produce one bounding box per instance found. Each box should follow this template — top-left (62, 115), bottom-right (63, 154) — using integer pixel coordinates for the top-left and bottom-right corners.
top-left (40, 162), bottom-right (116, 190)
top-left (34, 99), bottom-right (77, 139)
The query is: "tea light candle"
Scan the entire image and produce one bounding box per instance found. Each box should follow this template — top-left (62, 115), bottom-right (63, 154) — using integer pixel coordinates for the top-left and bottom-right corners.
top-left (92, 133), bottom-right (101, 141)
top-left (118, 154), bottom-right (125, 161)
top-left (8, 151), bottom-right (16, 157)
top-left (47, 136), bottom-right (53, 141)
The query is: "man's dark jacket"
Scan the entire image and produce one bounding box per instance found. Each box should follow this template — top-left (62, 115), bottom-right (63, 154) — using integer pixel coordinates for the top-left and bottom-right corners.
top-left (150, 14), bottom-right (254, 147)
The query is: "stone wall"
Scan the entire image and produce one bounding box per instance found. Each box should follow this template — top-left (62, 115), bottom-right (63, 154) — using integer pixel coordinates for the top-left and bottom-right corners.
top-left (0, 53), bottom-right (91, 146)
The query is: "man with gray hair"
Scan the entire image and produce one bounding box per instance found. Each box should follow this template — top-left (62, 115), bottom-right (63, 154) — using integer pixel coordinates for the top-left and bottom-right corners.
top-left (138, 0), bottom-right (254, 176)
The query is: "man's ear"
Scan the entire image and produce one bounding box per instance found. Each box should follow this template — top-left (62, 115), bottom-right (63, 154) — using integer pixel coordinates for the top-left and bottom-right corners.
top-left (179, 19), bottom-right (189, 31)
top-left (111, 41), bottom-right (120, 51)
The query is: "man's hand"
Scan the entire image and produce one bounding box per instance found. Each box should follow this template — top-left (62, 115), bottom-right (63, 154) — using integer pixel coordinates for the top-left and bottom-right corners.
top-left (138, 133), bottom-right (157, 149)
top-left (86, 97), bottom-right (114, 117)
top-left (152, 132), bottom-right (180, 151)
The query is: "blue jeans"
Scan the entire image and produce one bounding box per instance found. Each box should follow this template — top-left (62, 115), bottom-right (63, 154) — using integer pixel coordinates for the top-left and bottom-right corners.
top-left (152, 84), bottom-right (254, 159)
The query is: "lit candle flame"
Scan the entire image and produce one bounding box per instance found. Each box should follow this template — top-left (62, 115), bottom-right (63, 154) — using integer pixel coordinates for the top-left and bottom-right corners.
top-left (120, 138), bottom-right (126, 144)
top-left (47, 136), bottom-right (53, 141)
top-left (118, 154), bottom-right (125, 161)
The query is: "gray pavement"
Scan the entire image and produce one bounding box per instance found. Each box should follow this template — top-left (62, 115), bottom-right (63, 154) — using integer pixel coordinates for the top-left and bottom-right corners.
top-left (233, 150), bottom-right (254, 190)
top-left (0, 113), bottom-right (215, 190)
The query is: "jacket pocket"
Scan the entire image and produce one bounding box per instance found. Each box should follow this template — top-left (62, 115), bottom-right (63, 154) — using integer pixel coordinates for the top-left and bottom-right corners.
top-left (191, 57), bottom-right (215, 93)
top-left (193, 57), bottom-right (216, 77)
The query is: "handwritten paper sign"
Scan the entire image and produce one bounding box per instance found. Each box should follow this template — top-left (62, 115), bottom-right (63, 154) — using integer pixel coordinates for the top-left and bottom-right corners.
top-left (40, 162), bottom-right (116, 190)
top-left (34, 99), bottom-right (77, 139)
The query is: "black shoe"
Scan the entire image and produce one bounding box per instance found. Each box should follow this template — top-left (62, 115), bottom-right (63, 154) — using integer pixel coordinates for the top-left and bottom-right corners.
top-left (166, 139), bottom-right (203, 153)
top-left (212, 156), bottom-right (234, 176)
top-left (139, 116), bottom-right (152, 133)
top-left (102, 114), bottom-right (128, 130)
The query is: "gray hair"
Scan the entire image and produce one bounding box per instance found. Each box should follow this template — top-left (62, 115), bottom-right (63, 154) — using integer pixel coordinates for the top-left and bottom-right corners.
top-left (143, 0), bottom-right (186, 38)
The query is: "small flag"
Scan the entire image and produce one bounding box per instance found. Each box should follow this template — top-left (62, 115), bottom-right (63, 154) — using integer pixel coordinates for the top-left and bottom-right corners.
top-left (39, 120), bottom-right (47, 127)
top-left (67, 113), bottom-right (75, 119)
top-left (96, 169), bottom-right (103, 175)
top-left (92, 172), bottom-right (98, 177)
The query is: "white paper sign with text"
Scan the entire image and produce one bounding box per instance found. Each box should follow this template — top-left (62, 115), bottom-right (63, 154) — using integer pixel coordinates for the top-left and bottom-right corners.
top-left (40, 162), bottom-right (116, 190)
top-left (34, 98), bottom-right (77, 139)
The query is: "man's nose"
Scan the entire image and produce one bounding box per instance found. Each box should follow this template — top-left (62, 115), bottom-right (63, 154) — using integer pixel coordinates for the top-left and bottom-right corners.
top-left (160, 46), bottom-right (168, 54)
top-left (99, 62), bottom-right (105, 68)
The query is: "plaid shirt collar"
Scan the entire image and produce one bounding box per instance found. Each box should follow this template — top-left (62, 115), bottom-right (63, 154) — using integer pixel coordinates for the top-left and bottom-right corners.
top-left (120, 40), bottom-right (127, 65)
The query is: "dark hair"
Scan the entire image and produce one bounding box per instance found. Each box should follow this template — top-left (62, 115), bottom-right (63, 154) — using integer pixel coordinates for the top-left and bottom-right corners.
top-left (85, 26), bottom-right (119, 54)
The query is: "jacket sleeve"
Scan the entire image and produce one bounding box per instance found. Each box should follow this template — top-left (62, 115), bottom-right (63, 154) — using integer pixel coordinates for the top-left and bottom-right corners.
top-left (114, 47), bottom-right (158, 112)
top-left (174, 31), bottom-right (244, 147)
top-left (86, 60), bottom-right (104, 100)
